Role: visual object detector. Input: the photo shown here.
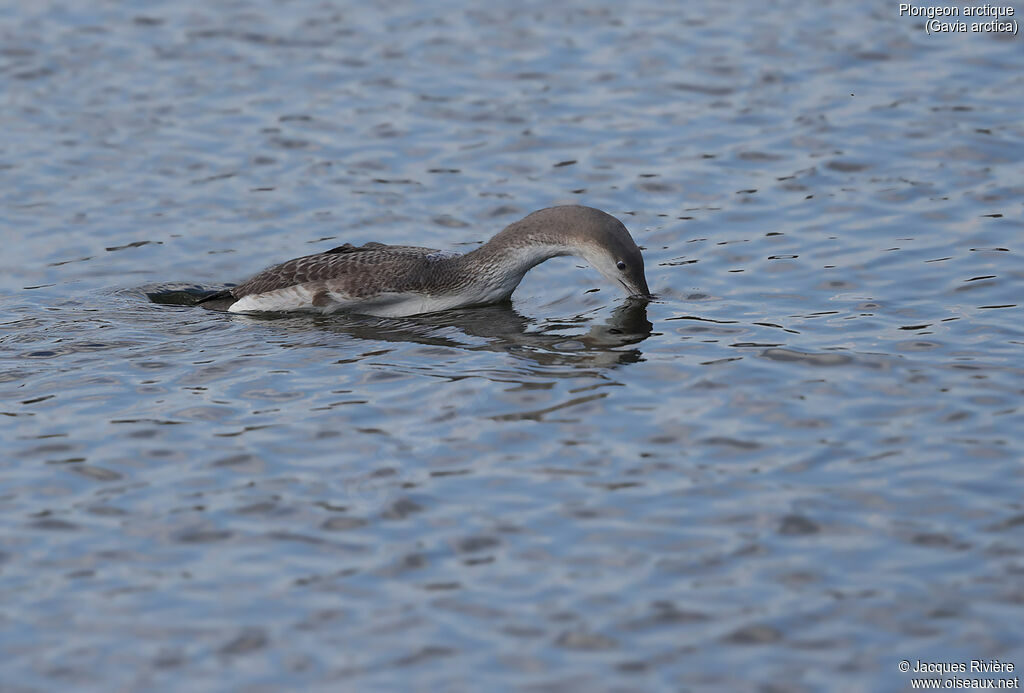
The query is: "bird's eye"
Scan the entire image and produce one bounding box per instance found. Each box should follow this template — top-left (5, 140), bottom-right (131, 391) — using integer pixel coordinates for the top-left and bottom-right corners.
top-left (616, 261), bottom-right (627, 271)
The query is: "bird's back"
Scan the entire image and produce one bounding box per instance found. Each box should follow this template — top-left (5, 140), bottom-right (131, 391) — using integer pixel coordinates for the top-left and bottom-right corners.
top-left (219, 242), bottom-right (468, 315)
top-left (235, 243), bottom-right (450, 298)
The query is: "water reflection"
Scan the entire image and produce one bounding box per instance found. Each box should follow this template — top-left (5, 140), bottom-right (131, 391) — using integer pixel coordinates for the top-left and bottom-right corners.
top-left (145, 282), bottom-right (653, 369)
top-left (11, 0), bottom-right (1023, 688)
top-left (385, 300), bottom-right (654, 368)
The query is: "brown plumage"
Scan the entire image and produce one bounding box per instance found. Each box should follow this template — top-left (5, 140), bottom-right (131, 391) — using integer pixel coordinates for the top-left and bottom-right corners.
top-left (201, 206), bottom-right (651, 317)
top-left (230, 243), bottom-right (453, 299)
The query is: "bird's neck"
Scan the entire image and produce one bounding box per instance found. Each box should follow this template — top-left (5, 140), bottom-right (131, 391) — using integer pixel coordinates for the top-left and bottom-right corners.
top-left (453, 229), bottom-right (575, 301)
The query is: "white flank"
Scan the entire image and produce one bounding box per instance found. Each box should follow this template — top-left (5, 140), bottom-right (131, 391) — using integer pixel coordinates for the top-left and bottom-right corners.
top-left (229, 285), bottom-right (323, 313)
top-left (229, 287), bottom-right (484, 318)
top-left (227, 242), bottom-right (572, 317)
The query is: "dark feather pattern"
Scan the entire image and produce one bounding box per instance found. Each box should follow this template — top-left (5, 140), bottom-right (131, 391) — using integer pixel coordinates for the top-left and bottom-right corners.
top-left (229, 243), bottom-right (460, 300)
top-left (214, 206), bottom-right (650, 315)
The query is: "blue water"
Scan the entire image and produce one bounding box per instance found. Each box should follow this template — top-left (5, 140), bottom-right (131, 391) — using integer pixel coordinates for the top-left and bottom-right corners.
top-left (2, 1), bottom-right (1022, 691)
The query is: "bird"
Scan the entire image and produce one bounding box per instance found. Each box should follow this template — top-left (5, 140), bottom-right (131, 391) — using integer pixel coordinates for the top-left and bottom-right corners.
top-left (197, 205), bottom-right (651, 318)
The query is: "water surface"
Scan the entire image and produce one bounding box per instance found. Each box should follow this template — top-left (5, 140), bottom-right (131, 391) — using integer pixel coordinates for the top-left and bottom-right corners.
top-left (1, 1), bottom-right (1022, 691)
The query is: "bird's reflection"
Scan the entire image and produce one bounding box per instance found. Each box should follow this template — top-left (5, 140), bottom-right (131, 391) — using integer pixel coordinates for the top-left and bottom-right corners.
top-left (142, 282), bottom-right (653, 369)
top-left (309, 300), bottom-right (652, 369)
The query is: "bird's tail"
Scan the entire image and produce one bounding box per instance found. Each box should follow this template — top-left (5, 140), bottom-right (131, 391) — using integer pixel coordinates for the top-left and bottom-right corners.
top-left (141, 282), bottom-right (235, 310)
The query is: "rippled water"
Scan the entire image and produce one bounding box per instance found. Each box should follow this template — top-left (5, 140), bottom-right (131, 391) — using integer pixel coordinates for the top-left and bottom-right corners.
top-left (2, 1), bottom-right (1022, 690)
